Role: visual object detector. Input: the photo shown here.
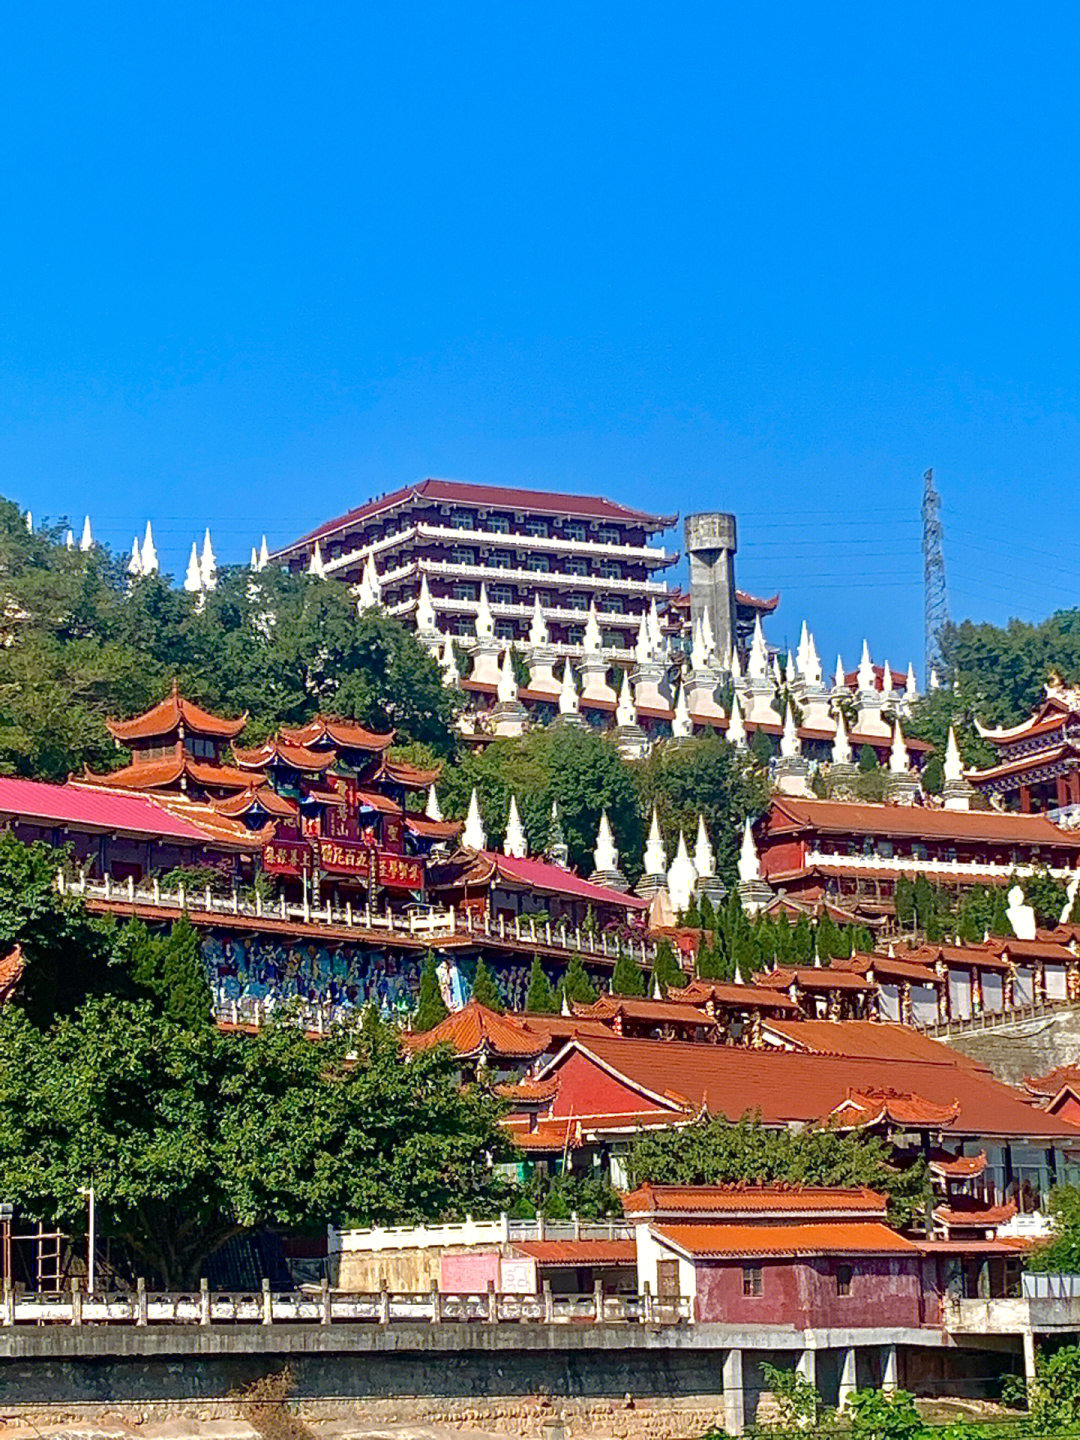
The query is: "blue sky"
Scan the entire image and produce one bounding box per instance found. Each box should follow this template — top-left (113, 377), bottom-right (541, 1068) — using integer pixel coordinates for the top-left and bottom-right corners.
top-left (3, 3), bottom-right (1079, 677)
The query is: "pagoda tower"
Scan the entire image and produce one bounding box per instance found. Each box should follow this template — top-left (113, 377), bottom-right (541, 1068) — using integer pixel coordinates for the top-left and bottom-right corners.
top-left (589, 810), bottom-right (628, 892)
top-left (636, 807), bottom-right (669, 900)
top-left (524, 596), bottom-right (560, 697)
top-left (491, 646), bottom-right (528, 737)
top-left (613, 669), bottom-right (648, 759)
top-left (468, 584), bottom-right (502, 689)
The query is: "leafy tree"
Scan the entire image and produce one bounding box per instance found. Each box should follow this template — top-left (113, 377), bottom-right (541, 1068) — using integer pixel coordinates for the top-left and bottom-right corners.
top-left (845, 1388), bottom-right (926, 1440)
top-left (938, 608), bottom-right (1080, 727)
top-left (759, 1361), bottom-right (819, 1430)
top-left (652, 939), bottom-right (686, 995)
top-left (525, 955), bottom-right (557, 1013)
top-left (413, 953), bottom-right (449, 1031)
top-left (1025, 869), bottom-right (1068, 928)
top-left (1026, 1185), bottom-right (1080, 1273)
top-left (611, 951), bottom-right (646, 997)
top-left (517, 1168), bottom-right (622, 1220)
top-left (469, 956), bottom-right (504, 1011)
top-left (858, 744), bottom-right (878, 773)
top-left (557, 952), bottom-right (597, 1006)
top-left (111, 916), bottom-right (212, 1029)
top-left (750, 726), bottom-right (774, 766)
top-left (627, 1114), bottom-right (930, 1228)
top-left (0, 1000), bottom-right (511, 1287)
top-left (1025, 1342), bottom-right (1080, 1434)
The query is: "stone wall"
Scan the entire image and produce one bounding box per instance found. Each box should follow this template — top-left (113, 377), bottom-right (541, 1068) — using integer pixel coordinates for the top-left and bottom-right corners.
top-left (943, 1007), bottom-right (1080, 1086)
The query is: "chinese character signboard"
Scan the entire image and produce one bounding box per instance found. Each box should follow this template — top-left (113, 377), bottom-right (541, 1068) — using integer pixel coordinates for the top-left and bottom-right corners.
top-left (382, 815), bottom-right (404, 853)
top-left (317, 838), bottom-right (374, 879)
top-left (263, 839), bottom-right (313, 876)
top-left (375, 850), bottom-right (424, 890)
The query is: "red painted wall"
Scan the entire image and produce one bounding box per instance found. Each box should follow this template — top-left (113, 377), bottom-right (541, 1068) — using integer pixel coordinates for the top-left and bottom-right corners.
top-left (759, 836), bottom-right (806, 880)
top-left (548, 1049), bottom-right (670, 1119)
top-left (440, 1251), bottom-right (501, 1293)
top-left (693, 1256), bottom-right (924, 1328)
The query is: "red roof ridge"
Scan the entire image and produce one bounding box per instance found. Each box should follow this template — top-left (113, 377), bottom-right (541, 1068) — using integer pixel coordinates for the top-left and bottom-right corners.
top-left (106, 681), bottom-right (248, 743)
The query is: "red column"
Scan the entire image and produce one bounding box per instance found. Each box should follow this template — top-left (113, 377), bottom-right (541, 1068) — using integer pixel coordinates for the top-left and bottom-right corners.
top-left (1058, 776), bottom-right (1069, 808)
top-left (1020, 785), bottom-right (1032, 814)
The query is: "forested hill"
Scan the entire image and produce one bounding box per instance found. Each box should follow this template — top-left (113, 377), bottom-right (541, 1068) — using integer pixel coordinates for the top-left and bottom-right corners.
top-left (0, 498), bottom-right (456, 780)
top-left (939, 612), bottom-right (1080, 725)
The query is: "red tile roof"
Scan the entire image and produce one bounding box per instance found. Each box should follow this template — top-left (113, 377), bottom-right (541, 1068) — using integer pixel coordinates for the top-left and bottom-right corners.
top-left (540, 1035), bottom-right (1079, 1139)
top-left (405, 814), bottom-right (462, 840)
top-left (278, 717), bottom-right (394, 753)
top-left (83, 755), bottom-right (257, 793)
top-left (836, 1088), bottom-right (961, 1128)
top-left (211, 786), bottom-right (298, 820)
top-left (278, 478), bottom-right (678, 553)
top-left (381, 759), bottom-right (442, 788)
top-left (0, 946), bottom-right (24, 1004)
top-left (1001, 938), bottom-right (1076, 963)
top-left (753, 965), bottom-right (874, 992)
top-left (762, 1020), bottom-right (979, 1066)
top-left (571, 996), bottom-right (716, 1028)
top-left (1025, 1064), bottom-right (1080, 1097)
top-left (0, 775), bottom-right (241, 847)
top-left (494, 1076), bottom-right (561, 1103)
top-left (652, 1221), bottom-right (918, 1259)
top-left (233, 739), bottom-right (336, 772)
top-left (487, 852), bottom-right (649, 910)
top-left (667, 979), bottom-right (802, 1013)
top-left (766, 797), bottom-right (1080, 849)
top-left (106, 682), bottom-right (247, 742)
top-left (622, 1183), bottom-right (886, 1217)
top-left (512, 1240), bottom-right (636, 1266)
top-left (934, 1202), bottom-right (1017, 1228)
top-left (930, 1151), bottom-right (987, 1179)
top-left (406, 1001), bottom-right (550, 1060)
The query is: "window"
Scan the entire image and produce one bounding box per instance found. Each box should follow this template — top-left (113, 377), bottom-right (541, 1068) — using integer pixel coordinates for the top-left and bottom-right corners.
top-left (527, 555), bottom-right (550, 573)
top-left (526, 518), bottom-right (549, 537)
top-left (450, 512), bottom-right (473, 530)
top-left (599, 560), bottom-right (622, 579)
top-left (564, 521), bottom-right (586, 542)
top-left (836, 1264), bottom-right (853, 1297)
top-left (566, 626), bottom-right (584, 645)
top-left (742, 1265), bottom-right (763, 1297)
top-left (567, 555), bottom-right (589, 576)
top-left (452, 583), bottom-right (477, 602)
top-left (606, 596), bottom-right (624, 614)
top-left (598, 526), bottom-right (620, 545)
top-left (450, 547), bottom-right (476, 566)
top-left (566, 593), bottom-right (588, 611)
top-left (487, 515), bottom-right (510, 534)
top-left (490, 584), bottom-right (514, 605)
top-left (490, 551), bottom-right (513, 570)
top-left (603, 629), bottom-right (625, 649)
top-left (495, 620), bottom-right (515, 640)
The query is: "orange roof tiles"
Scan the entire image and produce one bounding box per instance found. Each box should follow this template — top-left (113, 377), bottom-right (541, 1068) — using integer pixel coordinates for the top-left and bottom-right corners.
top-left (233, 739), bottom-right (336, 772)
top-left (0, 946), bottom-right (24, 1004)
top-left (761, 1020), bottom-right (980, 1066)
top-left (381, 758), bottom-right (442, 788)
top-left (766, 796), bottom-right (1080, 848)
top-left (622, 1183), bottom-right (886, 1216)
top-left (542, 1035), bottom-right (1080, 1139)
top-left (571, 996), bottom-right (716, 1027)
top-left (934, 1202), bottom-right (1017, 1228)
top-left (666, 979), bottom-right (802, 1013)
top-left (106, 682), bottom-right (247, 743)
top-left (278, 716), bottom-right (394, 752)
top-left (929, 1151), bottom-right (987, 1179)
top-left (753, 965), bottom-right (874, 992)
top-left (512, 1240), bottom-right (636, 1266)
top-left (211, 786), bottom-right (298, 820)
top-left (407, 1001), bottom-right (549, 1060)
top-left (84, 755), bottom-right (256, 792)
top-left (837, 1088), bottom-right (961, 1128)
top-left (494, 1076), bottom-right (561, 1102)
top-left (652, 1221), bottom-right (919, 1259)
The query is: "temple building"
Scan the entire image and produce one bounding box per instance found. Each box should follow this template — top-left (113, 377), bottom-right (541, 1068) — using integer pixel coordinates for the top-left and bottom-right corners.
top-left (968, 683), bottom-right (1080, 819)
top-left (271, 477), bottom-right (680, 658)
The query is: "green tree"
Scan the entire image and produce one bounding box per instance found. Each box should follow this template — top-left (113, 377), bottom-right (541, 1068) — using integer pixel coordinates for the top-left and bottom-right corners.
top-left (413, 953), bottom-right (449, 1031)
top-left (858, 744), bottom-right (878, 773)
top-left (1025, 1342), bottom-right (1080, 1433)
top-left (652, 939), bottom-right (686, 995)
top-left (557, 952), bottom-right (597, 1006)
top-left (0, 1000), bottom-right (511, 1287)
top-left (938, 608), bottom-right (1080, 728)
top-left (1025, 869), bottom-right (1068, 928)
top-left (469, 956), bottom-right (505, 1011)
top-left (111, 915), bottom-right (212, 1029)
top-left (759, 1361), bottom-right (819, 1430)
top-left (1026, 1185), bottom-right (1080, 1273)
top-left (525, 955), bottom-right (557, 1013)
top-left (845, 1388), bottom-right (927, 1440)
top-left (611, 951), bottom-right (646, 997)
top-left (750, 726), bottom-right (774, 766)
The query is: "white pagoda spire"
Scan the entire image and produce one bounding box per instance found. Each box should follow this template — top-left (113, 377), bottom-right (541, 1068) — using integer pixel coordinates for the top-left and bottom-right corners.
top-left (127, 536), bottom-right (142, 577)
top-left (634, 611), bottom-right (652, 666)
top-left (905, 663), bottom-right (918, 703)
top-left (425, 785), bottom-right (443, 822)
top-left (647, 597), bottom-right (663, 652)
top-left (183, 542), bottom-right (203, 593)
top-left (462, 788), bottom-right (487, 851)
top-left (475, 582), bottom-right (494, 640)
top-left (930, 666), bottom-right (942, 691)
top-left (780, 702), bottom-right (801, 759)
top-left (497, 645), bottom-right (518, 703)
top-left (796, 620), bottom-right (811, 676)
top-left (64, 528), bottom-right (74, 549)
top-left (857, 640), bottom-right (875, 693)
top-left (889, 717), bottom-right (910, 774)
top-left (529, 593), bottom-right (549, 648)
top-left (141, 522), bottom-right (159, 575)
top-left (199, 529), bottom-right (217, 591)
top-left (503, 795), bottom-right (528, 859)
top-left (738, 818), bottom-right (761, 885)
top-left (832, 708), bottom-right (853, 765)
top-left (357, 553), bottom-right (382, 610)
top-left (747, 615), bottom-right (769, 680)
top-left (439, 633), bottom-right (459, 685)
top-left (694, 815), bottom-right (716, 878)
top-left (24, 511), bottom-right (32, 532)
top-left (690, 615), bottom-right (708, 672)
top-left (772, 653), bottom-right (784, 688)
top-left (834, 654), bottom-right (846, 690)
top-left (727, 691), bottom-right (747, 748)
top-left (416, 573), bottom-right (437, 634)
top-left (701, 607), bottom-right (716, 663)
top-left (802, 630), bottom-right (823, 688)
top-left (582, 600), bottom-right (602, 655)
top-left (616, 669), bottom-right (637, 728)
top-left (672, 682), bottom-right (692, 739)
top-left (558, 658), bottom-right (579, 715)
top-left (593, 810), bottom-right (619, 874)
top-left (944, 725), bottom-right (964, 785)
top-left (666, 831), bottom-right (698, 914)
top-left (643, 807), bottom-right (667, 876)
top-left (307, 541), bottom-right (326, 578)
top-left (258, 536), bottom-right (270, 570)
top-left (881, 661), bottom-right (894, 700)
top-left (730, 642), bottom-right (743, 682)
top-left (249, 546), bottom-right (259, 571)
top-left (79, 516), bottom-right (93, 551)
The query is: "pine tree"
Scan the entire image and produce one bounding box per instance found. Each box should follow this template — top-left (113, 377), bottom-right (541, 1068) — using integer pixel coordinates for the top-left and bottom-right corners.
top-left (894, 874), bottom-right (915, 930)
top-left (858, 744), bottom-right (878, 773)
top-left (696, 934), bottom-right (729, 980)
top-left (750, 727), bottom-right (774, 766)
top-left (525, 955), bottom-right (556, 1013)
top-left (774, 911), bottom-right (795, 966)
top-left (699, 895), bottom-right (716, 931)
top-left (414, 952), bottom-right (449, 1032)
top-left (652, 939), bottom-right (686, 995)
top-left (990, 886), bottom-right (1012, 937)
top-left (611, 951), bottom-right (646, 997)
top-left (469, 956), bottom-right (505, 1012)
top-left (557, 952), bottom-right (597, 1006)
top-left (1070, 885), bottom-right (1080, 926)
top-left (793, 913), bottom-right (814, 964)
top-left (682, 898), bottom-right (702, 928)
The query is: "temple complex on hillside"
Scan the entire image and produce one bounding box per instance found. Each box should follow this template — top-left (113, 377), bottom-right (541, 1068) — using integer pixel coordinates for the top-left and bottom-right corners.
top-left (967, 682), bottom-right (1080, 820)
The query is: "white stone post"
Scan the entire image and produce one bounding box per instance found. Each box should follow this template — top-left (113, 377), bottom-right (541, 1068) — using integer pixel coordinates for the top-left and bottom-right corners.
top-left (723, 1347), bottom-right (745, 1435)
top-left (838, 1346), bottom-right (858, 1410)
top-left (881, 1343), bottom-right (898, 1394)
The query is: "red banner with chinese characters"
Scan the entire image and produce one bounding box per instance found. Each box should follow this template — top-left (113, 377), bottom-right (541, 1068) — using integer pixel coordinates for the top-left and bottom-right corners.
top-left (317, 838), bottom-right (374, 879)
top-left (382, 815), bottom-right (404, 853)
top-left (375, 850), bottom-right (424, 891)
top-left (263, 839), bottom-right (313, 876)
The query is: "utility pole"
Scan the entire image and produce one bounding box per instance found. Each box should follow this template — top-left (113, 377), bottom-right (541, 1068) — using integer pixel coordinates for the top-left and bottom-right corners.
top-left (79, 1187), bottom-right (95, 1293)
top-left (921, 469), bottom-right (949, 686)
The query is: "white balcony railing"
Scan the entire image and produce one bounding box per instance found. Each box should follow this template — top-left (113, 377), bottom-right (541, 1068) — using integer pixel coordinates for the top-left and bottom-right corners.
top-left (806, 849), bottom-right (1076, 882)
top-left (377, 556), bottom-right (672, 600)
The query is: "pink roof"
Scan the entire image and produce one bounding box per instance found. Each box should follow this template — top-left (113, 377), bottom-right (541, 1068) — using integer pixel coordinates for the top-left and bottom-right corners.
top-left (0, 775), bottom-right (222, 846)
top-left (276, 478), bottom-right (677, 554)
top-left (487, 851), bottom-right (649, 910)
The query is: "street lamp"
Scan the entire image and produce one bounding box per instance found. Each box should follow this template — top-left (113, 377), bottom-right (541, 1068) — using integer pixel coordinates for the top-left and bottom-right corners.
top-left (78, 1188), bottom-right (95, 1293)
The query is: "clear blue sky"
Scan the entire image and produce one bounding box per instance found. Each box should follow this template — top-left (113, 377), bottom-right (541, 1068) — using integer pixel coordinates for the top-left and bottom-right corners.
top-left (4, 2), bottom-right (1079, 677)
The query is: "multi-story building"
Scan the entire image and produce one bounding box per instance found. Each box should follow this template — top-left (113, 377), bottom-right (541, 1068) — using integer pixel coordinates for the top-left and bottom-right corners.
top-left (273, 477), bottom-right (680, 658)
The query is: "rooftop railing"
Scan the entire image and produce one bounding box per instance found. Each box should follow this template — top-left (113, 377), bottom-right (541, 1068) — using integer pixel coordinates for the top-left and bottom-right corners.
top-left (807, 849), bottom-right (1076, 882)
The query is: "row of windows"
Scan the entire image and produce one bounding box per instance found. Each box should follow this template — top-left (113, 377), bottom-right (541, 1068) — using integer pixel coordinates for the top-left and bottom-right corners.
top-left (741, 1264), bottom-right (853, 1297)
top-left (447, 546), bottom-right (625, 579)
top-left (444, 615), bottom-right (629, 647)
top-left (449, 511), bottom-right (624, 545)
top-left (448, 581), bottom-right (629, 614)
